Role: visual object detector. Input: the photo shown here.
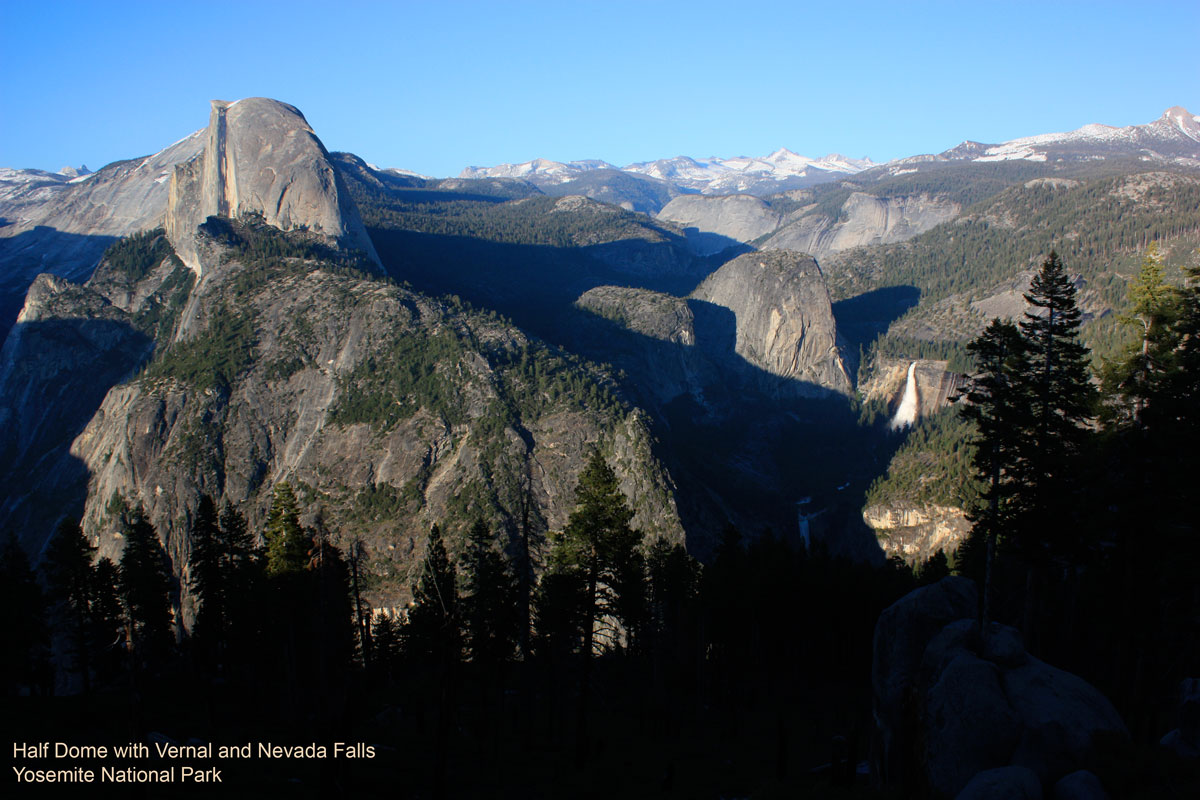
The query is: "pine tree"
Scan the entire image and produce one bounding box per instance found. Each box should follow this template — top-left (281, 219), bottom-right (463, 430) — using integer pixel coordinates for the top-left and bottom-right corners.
top-left (646, 537), bottom-right (701, 666)
top-left (554, 451), bottom-right (645, 655)
top-left (1103, 242), bottom-right (1178, 427)
top-left (189, 495), bottom-right (224, 661)
top-left (959, 318), bottom-right (1031, 625)
top-left (88, 557), bottom-right (124, 682)
top-left (264, 482), bottom-right (310, 575)
top-left (402, 524), bottom-right (458, 664)
top-left (372, 612), bottom-right (400, 677)
top-left (217, 502), bottom-right (261, 673)
top-left (41, 519), bottom-right (96, 691)
top-left (119, 508), bottom-right (175, 665)
top-left (460, 519), bottom-right (518, 666)
top-left (401, 525), bottom-right (459, 798)
top-left (308, 532), bottom-right (355, 682)
top-left (1, 532), bottom-right (49, 694)
top-left (1015, 251), bottom-right (1096, 563)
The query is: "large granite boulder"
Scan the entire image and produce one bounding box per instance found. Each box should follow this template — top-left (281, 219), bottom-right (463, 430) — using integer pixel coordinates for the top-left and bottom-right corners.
top-left (871, 576), bottom-right (978, 786)
top-left (918, 621), bottom-right (1022, 797)
top-left (1052, 770), bottom-right (1109, 800)
top-left (1160, 677), bottom-right (1200, 758)
top-left (955, 766), bottom-right (1042, 800)
top-left (872, 577), bottom-right (1127, 798)
top-left (1003, 657), bottom-right (1128, 783)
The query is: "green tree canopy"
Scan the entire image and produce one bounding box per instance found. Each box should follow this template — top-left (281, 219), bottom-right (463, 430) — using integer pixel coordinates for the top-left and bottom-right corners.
top-left (264, 482), bottom-right (310, 576)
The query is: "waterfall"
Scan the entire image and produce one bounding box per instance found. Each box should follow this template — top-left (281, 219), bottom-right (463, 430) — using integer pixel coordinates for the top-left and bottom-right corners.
top-left (889, 361), bottom-right (919, 430)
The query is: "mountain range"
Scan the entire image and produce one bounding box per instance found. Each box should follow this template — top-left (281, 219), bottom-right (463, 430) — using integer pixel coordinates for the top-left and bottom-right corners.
top-left (457, 106), bottom-right (1200, 205)
top-left (2, 99), bottom-right (1198, 607)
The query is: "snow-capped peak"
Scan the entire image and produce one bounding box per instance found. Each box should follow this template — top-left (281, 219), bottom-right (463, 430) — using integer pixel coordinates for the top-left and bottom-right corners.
top-left (975, 106), bottom-right (1200, 163)
top-left (458, 158), bottom-right (617, 184)
top-left (1162, 106), bottom-right (1200, 142)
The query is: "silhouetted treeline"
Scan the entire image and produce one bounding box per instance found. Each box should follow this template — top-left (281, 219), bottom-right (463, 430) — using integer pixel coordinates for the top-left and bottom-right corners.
top-left (954, 245), bottom-right (1200, 769)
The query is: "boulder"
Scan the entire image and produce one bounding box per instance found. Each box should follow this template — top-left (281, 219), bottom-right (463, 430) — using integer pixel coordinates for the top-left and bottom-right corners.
top-left (955, 766), bottom-right (1042, 800)
top-left (923, 653), bottom-right (1022, 798)
top-left (1160, 677), bottom-right (1200, 759)
top-left (1003, 657), bottom-right (1128, 783)
top-left (871, 578), bottom-right (1128, 796)
top-left (1052, 769), bottom-right (1109, 800)
top-left (871, 576), bottom-right (977, 786)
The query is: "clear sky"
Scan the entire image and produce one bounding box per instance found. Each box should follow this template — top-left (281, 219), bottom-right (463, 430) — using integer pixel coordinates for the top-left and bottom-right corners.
top-left (2, 0), bottom-right (1197, 177)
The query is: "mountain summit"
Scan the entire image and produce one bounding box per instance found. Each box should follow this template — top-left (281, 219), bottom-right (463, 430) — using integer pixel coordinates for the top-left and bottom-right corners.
top-left (166, 98), bottom-right (380, 272)
top-left (462, 148), bottom-right (878, 197)
top-left (957, 106), bottom-right (1200, 164)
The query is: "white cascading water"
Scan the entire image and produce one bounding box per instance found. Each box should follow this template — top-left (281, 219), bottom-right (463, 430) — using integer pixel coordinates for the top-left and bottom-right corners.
top-left (889, 361), bottom-right (919, 431)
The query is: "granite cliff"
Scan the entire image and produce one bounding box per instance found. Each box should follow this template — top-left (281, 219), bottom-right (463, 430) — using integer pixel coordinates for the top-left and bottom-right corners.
top-left (690, 251), bottom-right (852, 396)
top-left (0, 99), bottom-right (683, 612)
top-left (0, 132), bottom-right (204, 334)
top-left (166, 98), bottom-right (379, 273)
top-left (657, 191), bottom-right (959, 259)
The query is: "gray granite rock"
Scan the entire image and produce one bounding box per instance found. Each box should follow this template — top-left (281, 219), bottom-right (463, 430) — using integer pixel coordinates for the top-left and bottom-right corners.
top-left (690, 250), bottom-right (852, 396)
top-left (955, 766), bottom-right (1042, 800)
top-left (870, 576), bottom-right (978, 786)
top-left (166, 98), bottom-right (379, 273)
top-left (1053, 769), bottom-right (1109, 800)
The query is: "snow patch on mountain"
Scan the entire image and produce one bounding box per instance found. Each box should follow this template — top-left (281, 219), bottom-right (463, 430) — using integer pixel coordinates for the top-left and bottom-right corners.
top-left (973, 106), bottom-right (1200, 163)
top-left (462, 148), bottom-right (877, 194)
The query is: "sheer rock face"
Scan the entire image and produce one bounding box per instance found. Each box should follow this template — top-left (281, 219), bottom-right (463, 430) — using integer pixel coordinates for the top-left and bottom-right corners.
top-left (0, 275), bottom-right (155, 555)
top-left (763, 192), bottom-right (959, 258)
top-left (690, 251), bottom-right (852, 396)
top-left (575, 285), bottom-right (720, 409)
top-left (0, 132), bottom-right (204, 334)
top-left (657, 194), bottom-right (782, 255)
top-left (863, 503), bottom-right (970, 564)
top-left (657, 191), bottom-right (959, 259)
top-left (860, 357), bottom-right (964, 419)
top-left (166, 98), bottom-right (379, 273)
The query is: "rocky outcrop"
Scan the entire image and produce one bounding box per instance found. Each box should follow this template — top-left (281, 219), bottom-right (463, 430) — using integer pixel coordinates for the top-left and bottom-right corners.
top-left (0, 132), bottom-right (204, 334)
top-left (1160, 677), bottom-right (1200, 758)
top-left (763, 192), bottom-right (959, 258)
top-left (574, 286), bottom-right (720, 409)
top-left (166, 99), bottom-right (379, 273)
top-left (62, 245), bottom-right (682, 611)
top-left (0, 275), bottom-right (154, 555)
top-left (577, 285), bottom-right (696, 345)
top-left (956, 766), bottom-right (1043, 800)
top-left (1052, 770), bottom-right (1109, 800)
top-left (690, 251), bottom-right (852, 396)
top-left (655, 191), bottom-right (959, 259)
top-left (863, 502), bottom-right (970, 564)
top-left (657, 194), bottom-right (782, 254)
top-left (872, 576), bottom-right (979, 789)
top-left (873, 578), bottom-right (1127, 798)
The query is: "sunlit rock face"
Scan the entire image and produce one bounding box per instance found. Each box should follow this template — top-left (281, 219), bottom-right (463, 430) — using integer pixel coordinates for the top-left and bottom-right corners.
top-left (166, 98), bottom-right (379, 273)
top-left (690, 250), bottom-right (852, 396)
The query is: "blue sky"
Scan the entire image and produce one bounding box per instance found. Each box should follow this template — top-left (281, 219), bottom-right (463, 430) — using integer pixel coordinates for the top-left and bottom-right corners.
top-left (2, 0), bottom-right (1197, 177)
